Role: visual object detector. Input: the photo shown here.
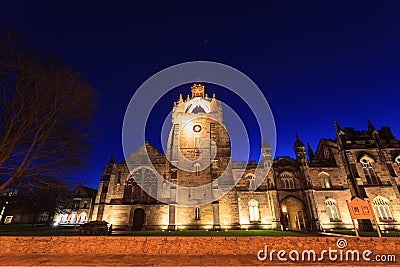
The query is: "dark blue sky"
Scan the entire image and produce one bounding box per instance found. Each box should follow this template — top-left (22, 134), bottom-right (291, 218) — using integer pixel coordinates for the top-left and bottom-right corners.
top-left (2, 1), bottom-right (400, 189)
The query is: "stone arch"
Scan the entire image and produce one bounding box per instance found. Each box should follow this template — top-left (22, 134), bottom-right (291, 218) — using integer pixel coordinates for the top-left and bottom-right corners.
top-left (131, 208), bottom-right (146, 230)
top-left (280, 196), bottom-right (306, 231)
top-left (357, 152), bottom-right (377, 163)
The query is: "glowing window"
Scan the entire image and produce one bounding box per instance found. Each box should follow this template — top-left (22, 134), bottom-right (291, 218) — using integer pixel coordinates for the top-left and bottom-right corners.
top-left (248, 199), bottom-right (260, 222)
top-left (194, 163), bottom-right (201, 176)
top-left (319, 172), bottom-right (331, 189)
top-left (373, 196), bottom-right (393, 221)
top-left (195, 207), bottom-right (201, 220)
top-left (245, 174), bottom-right (256, 191)
top-left (194, 136), bottom-right (200, 147)
top-left (325, 198), bottom-right (340, 221)
top-left (279, 172), bottom-right (295, 189)
top-left (360, 157), bottom-right (380, 185)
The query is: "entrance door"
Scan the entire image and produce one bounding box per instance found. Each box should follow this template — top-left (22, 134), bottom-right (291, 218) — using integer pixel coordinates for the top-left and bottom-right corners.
top-left (281, 197), bottom-right (306, 231)
top-left (132, 208), bottom-right (145, 230)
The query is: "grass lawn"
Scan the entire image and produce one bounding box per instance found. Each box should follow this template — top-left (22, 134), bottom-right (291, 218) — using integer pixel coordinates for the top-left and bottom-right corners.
top-left (0, 224), bottom-right (310, 236)
top-left (327, 229), bottom-right (400, 237)
top-left (116, 229), bottom-right (309, 236)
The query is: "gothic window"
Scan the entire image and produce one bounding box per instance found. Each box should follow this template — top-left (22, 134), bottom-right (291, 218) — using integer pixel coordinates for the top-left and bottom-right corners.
top-left (162, 182), bottom-right (167, 198)
top-left (279, 171), bottom-right (295, 189)
top-left (194, 163), bottom-right (201, 176)
top-left (83, 201), bottom-right (88, 209)
top-left (248, 199), bottom-right (260, 222)
top-left (325, 198), bottom-right (340, 221)
top-left (395, 156), bottom-right (400, 170)
top-left (319, 172), bottom-right (332, 189)
top-left (373, 196), bottom-right (393, 221)
top-left (194, 136), bottom-right (200, 147)
top-left (195, 207), bottom-right (201, 220)
top-left (360, 157), bottom-right (380, 185)
top-left (69, 213), bottom-right (77, 224)
top-left (60, 213), bottom-right (68, 224)
top-left (245, 173), bottom-right (256, 190)
top-left (129, 168), bottom-right (158, 198)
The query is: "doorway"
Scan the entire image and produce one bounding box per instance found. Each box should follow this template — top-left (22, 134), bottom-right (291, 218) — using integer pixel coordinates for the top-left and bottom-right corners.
top-left (281, 197), bottom-right (306, 231)
top-left (132, 208), bottom-right (145, 230)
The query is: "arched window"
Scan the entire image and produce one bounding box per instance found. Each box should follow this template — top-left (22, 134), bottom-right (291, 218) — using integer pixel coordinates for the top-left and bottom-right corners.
top-left (279, 172), bottom-right (295, 189)
top-left (59, 213), bottom-right (68, 224)
top-left (360, 157), bottom-right (380, 185)
top-left (78, 212), bottom-right (87, 224)
top-left (319, 172), bottom-right (331, 189)
top-left (248, 199), bottom-right (260, 222)
top-left (373, 196), bottom-right (393, 221)
top-left (69, 213), bottom-right (77, 224)
top-left (129, 168), bottom-right (158, 197)
top-left (395, 156), bottom-right (400, 170)
top-left (325, 198), bottom-right (340, 221)
top-left (245, 173), bottom-right (256, 190)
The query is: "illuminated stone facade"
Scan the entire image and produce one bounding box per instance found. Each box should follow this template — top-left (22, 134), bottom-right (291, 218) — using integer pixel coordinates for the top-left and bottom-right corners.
top-left (92, 84), bottom-right (400, 231)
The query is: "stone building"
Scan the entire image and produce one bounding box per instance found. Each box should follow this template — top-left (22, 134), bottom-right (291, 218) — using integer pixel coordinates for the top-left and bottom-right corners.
top-left (92, 84), bottom-right (400, 231)
top-left (53, 185), bottom-right (97, 225)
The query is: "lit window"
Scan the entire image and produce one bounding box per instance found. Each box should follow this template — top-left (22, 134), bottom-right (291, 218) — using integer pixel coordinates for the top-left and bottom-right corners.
top-left (319, 172), bottom-right (331, 189)
top-left (325, 198), bottom-right (340, 221)
top-left (245, 174), bottom-right (256, 190)
top-left (194, 136), bottom-right (200, 147)
top-left (162, 182), bottom-right (167, 197)
top-left (195, 207), bottom-right (201, 220)
top-left (279, 172), bottom-right (295, 189)
top-left (373, 196), bottom-right (393, 221)
top-left (360, 157), bottom-right (380, 185)
top-left (248, 199), bottom-right (260, 222)
top-left (194, 163), bottom-right (201, 176)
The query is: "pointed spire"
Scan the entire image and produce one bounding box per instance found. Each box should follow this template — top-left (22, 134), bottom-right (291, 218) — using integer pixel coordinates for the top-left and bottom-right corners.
top-left (212, 93), bottom-right (216, 99)
top-left (307, 142), bottom-right (315, 159)
top-left (294, 134), bottom-right (305, 147)
top-left (108, 156), bottom-right (115, 164)
top-left (178, 93), bottom-right (183, 104)
top-left (186, 95), bottom-right (190, 101)
top-left (262, 135), bottom-right (271, 148)
top-left (367, 119), bottom-right (376, 132)
top-left (334, 120), bottom-right (341, 133)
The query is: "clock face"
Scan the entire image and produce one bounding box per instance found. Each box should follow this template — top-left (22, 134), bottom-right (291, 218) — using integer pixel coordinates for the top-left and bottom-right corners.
top-left (193, 125), bottom-right (202, 132)
top-left (324, 147), bottom-right (330, 159)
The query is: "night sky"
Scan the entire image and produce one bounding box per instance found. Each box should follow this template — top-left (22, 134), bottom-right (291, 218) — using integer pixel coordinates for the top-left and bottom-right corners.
top-left (2, 1), bottom-right (400, 189)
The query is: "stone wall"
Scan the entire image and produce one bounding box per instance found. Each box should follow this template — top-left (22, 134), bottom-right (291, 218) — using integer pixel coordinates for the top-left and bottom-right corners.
top-left (1, 236), bottom-right (399, 261)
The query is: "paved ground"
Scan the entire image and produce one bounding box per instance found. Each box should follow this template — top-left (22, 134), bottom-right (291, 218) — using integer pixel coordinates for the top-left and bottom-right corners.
top-left (0, 254), bottom-right (397, 267)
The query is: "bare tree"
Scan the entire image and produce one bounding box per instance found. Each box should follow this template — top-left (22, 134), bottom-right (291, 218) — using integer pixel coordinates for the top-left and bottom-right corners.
top-left (0, 26), bottom-right (97, 192)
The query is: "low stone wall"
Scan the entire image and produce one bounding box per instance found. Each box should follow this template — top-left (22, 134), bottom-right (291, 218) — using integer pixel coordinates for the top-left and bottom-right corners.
top-left (0, 236), bottom-right (399, 258)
